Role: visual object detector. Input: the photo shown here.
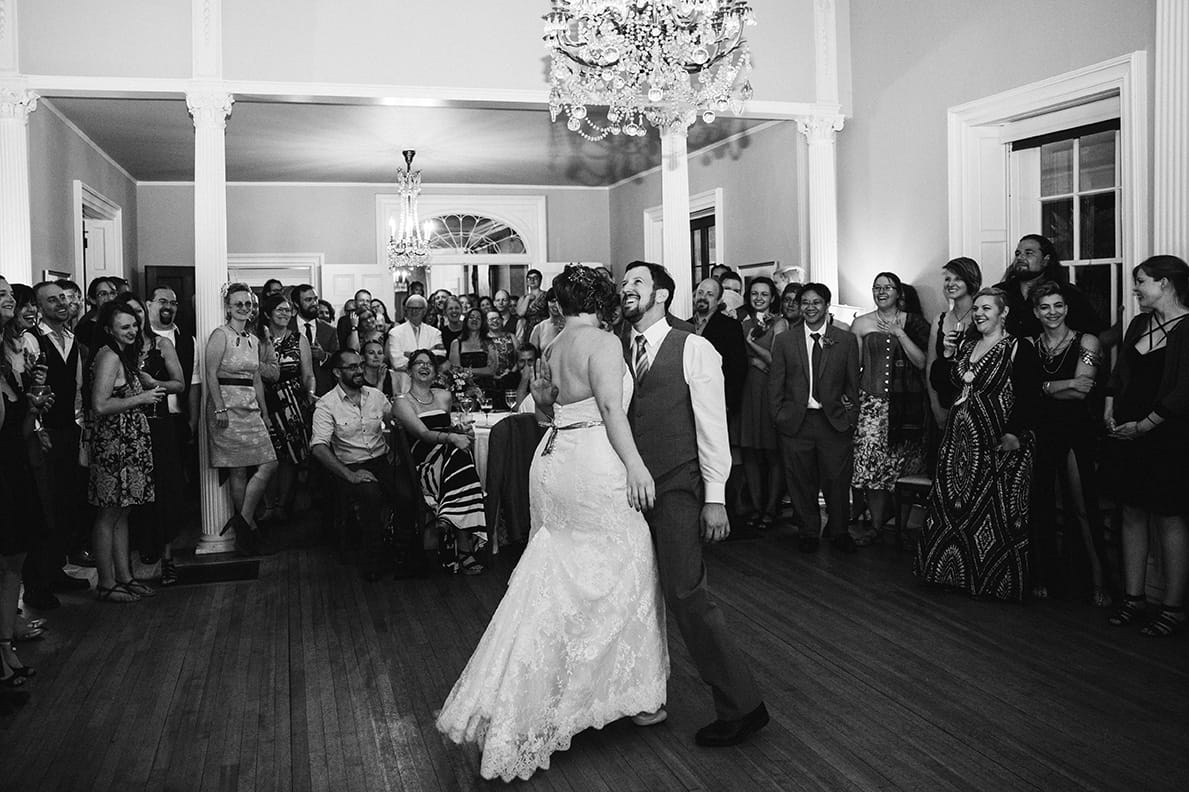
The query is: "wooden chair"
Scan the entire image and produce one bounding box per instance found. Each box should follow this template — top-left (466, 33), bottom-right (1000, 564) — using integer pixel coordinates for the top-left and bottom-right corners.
top-left (892, 473), bottom-right (933, 551)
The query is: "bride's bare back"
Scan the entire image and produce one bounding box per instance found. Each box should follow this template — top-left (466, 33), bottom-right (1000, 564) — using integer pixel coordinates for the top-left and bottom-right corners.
top-left (546, 323), bottom-right (625, 406)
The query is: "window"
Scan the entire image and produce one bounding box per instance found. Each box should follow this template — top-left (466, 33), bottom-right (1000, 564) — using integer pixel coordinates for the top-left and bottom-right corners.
top-left (425, 214), bottom-right (527, 255)
top-left (690, 212), bottom-right (717, 284)
top-left (1011, 120), bottom-right (1123, 330)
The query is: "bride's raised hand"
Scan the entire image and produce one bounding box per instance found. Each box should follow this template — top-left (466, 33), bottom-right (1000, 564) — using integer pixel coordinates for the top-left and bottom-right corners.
top-left (529, 359), bottom-right (558, 407)
top-left (626, 462), bottom-right (655, 512)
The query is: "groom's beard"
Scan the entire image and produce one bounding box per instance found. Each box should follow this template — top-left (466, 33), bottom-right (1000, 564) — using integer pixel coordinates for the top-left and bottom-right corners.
top-left (621, 291), bottom-right (655, 323)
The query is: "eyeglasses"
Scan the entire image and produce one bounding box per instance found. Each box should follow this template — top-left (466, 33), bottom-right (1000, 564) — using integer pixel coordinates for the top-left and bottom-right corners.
top-left (872, 286), bottom-right (896, 293)
top-left (336, 363), bottom-right (363, 371)
top-left (273, 307), bottom-right (294, 314)
top-left (229, 301), bottom-right (253, 309)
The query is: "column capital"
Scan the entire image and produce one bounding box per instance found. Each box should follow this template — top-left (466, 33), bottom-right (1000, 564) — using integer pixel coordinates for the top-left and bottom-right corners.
top-left (796, 114), bottom-right (845, 144)
top-left (0, 88), bottom-right (38, 124)
top-left (186, 91), bottom-right (234, 129)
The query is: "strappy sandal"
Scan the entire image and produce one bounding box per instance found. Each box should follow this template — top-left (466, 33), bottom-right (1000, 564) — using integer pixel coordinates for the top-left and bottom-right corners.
top-left (1092, 588), bottom-right (1113, 608)
top-left (1139, 606), bottom-right (1185, 638)
top-left (458, 553), bottom-right (485, 576)
top-left (160, 559), bottom-right (179, 587)
top-left (119, 578), bottom-right (157, 598)
top-left (3, 640), bottom-right (35, 678)
top-left (1108, 594), bottom-right (1146, 626)
top-left (96, 583), bottom-right (140, 603)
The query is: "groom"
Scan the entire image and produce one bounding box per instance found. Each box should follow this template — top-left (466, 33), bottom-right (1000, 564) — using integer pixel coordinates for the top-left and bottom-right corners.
top-left (620, 261), bottom-right (768, 747)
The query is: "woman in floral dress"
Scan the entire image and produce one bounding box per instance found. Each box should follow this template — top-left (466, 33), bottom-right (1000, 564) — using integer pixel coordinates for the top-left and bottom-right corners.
top-left (258, 293), bottom-right (314, 523)
top-left (89, 301), bottom-right (165, 602)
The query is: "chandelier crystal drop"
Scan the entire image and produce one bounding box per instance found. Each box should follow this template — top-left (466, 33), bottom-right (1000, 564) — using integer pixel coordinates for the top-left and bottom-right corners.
top-left (544, 0), bottom-right (756, 140)
top-left (388, 149), bottom-right (430, 277)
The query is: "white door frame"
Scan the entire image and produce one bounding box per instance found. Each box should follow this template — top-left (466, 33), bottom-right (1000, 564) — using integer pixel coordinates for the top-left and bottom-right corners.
top-left (226, 252), bottom-right (324, 290)
top-left (947, 52), bottom-right (1149, 311)
top-left (73, 180), bottom-right (124, 283)
top-left (644, 188), bottom-right (725, 267)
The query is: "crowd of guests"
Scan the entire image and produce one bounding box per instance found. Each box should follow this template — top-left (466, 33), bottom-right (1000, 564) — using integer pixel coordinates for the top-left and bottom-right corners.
top-left (686, 239), bottom-right (1187, 641)
top-left (3, 239), bottom-right (1188, 706)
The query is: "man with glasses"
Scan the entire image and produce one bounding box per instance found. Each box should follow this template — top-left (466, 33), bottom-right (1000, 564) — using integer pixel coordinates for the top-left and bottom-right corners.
top-left (769, 282), bottom-right (860, 554)
top-left (148, 286), bottom-right (201, 481)
top-left (386, 294), bottom-right (444, 392)
top-left (311, 350), bottom-right (410, 580)
top-left (73, 276), bottom-right (119, 351)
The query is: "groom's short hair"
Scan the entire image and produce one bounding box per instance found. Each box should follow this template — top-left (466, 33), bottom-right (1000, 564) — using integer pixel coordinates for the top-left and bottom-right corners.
top-left (624, 260), bottom-right (675, 311)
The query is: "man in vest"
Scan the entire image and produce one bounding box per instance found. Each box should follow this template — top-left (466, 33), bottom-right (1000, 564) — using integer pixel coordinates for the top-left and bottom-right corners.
top-left (620, 261), bottom-right (768, 747)
top-left (147, 286), bottom-right (201, 490)
top-left (27, 281), bottom-right (91, 609)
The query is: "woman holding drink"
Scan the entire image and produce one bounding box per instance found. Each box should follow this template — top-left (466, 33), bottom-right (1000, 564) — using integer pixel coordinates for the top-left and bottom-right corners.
top-left (927, 257), bottom-right (983, 427)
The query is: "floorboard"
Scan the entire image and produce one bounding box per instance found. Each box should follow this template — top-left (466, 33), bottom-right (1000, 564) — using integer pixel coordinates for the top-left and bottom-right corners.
top-left (2, 521), bottom-right (1187, 792)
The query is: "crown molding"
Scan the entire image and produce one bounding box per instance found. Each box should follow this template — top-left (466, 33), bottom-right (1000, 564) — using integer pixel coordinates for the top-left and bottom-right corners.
top-left (39, 98), bottom-right (136, 184)
top-left (140, 180), bottom-right (612, 191)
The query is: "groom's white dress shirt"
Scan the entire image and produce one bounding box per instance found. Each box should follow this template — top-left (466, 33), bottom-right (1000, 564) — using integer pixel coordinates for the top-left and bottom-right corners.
top-left (633, 319), bottom-right (731, 505)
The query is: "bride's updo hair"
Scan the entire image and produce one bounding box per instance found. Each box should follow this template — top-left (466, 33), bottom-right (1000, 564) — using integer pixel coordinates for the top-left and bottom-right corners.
top-left (553, 264), bottom-right (617, 319)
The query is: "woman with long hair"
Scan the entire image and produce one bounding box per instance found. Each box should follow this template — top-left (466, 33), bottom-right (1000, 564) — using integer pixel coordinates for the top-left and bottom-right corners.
top-left (113, 293), bottom-right (186, 585)
top-left (361, 338), bottom-right (400, 396)
top-left (0, 276), bottom-right (50, 686)
top-left (739, 276), bottom-right (785, 529)
top-left (205, 283), bottom-right (277, 555)
top-left (256, 292), bottom-right (314, 525)
top-left (1103, 256), bottom-right (1189, 636)
top-left (392, 349), bottom-right (487, 575)
top-left (89, 301), bottom-right (165, 602)
top-left (850, 272), bottom-right (929, 542)
top-left (915, 287), bottom-right (1040, 601)
top-left (449, 308), bottom-right (496, 391)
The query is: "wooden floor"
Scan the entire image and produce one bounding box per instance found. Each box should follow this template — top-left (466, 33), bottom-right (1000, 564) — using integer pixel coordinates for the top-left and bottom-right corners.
top-left (2, 521), bottom-right (1187, 792)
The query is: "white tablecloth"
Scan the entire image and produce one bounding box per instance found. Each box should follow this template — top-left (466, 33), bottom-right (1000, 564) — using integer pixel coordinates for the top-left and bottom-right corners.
top-left (464, 410), bottom-right (517, 487)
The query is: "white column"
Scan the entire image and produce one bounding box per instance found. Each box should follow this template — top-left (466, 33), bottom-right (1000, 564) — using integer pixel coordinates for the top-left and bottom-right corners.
top-left (1155, 0), bottom-right (1189, 258)
top-left (796, 115), bottom-right (845, 296)
top-left (660, 125), bottom-right (693, 318)
top-left (0, 88), bottom-right (37, 285)
top-left (188, 91), bottom-right (236, 554)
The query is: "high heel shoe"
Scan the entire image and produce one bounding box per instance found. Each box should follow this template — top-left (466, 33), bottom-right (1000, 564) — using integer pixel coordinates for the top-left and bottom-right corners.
top-left (160, 558), bottom-right (179, 587)
top-left (2, 640), bottom-right (35, 678)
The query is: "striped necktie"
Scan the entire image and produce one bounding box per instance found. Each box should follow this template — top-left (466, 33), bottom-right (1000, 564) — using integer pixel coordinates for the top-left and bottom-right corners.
top-left (634, 335), bottom-right (649, 382)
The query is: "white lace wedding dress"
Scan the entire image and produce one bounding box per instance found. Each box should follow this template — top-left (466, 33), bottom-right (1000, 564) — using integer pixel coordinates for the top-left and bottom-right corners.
top-left (436, 370), bottom-right (669, 782)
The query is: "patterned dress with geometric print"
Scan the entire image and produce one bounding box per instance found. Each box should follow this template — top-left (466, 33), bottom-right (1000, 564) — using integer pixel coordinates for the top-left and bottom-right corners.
top-left (914, 336), bottom-right (1040, 601)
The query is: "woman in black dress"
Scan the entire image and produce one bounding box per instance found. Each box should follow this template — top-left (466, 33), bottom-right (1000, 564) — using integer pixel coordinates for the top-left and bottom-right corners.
top-left (361, 338), bottom-right (399, 396)
top-left (926, 257), bottom-right (982, 427)
top-left (1029, 282), bottom-right (1108, 605)
top-left (0, 276), bottom-right (48, 685)
top-left (1104, 256), bottom-right (1189, 637)
top-left (449, 308), bottom-right (496, 393)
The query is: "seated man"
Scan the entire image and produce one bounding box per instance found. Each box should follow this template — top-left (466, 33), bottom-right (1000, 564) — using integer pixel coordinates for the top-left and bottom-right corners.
top-left (311, 349), bottom-right (409, 580)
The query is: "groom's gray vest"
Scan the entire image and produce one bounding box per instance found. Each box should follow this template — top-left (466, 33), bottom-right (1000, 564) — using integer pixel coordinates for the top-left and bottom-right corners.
top-left (627, 327), bottom-right (699, 481)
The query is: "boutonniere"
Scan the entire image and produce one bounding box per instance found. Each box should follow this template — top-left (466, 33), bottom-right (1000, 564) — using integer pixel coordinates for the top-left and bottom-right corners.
top-left (820, 335), bottom-right (837, 349)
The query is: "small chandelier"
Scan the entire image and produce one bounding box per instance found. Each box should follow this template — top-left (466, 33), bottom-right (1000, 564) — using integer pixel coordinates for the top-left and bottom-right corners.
top-left (544, 0), bottom-right (756, 141)
top-left (387, 149), bottom-right (430, 276)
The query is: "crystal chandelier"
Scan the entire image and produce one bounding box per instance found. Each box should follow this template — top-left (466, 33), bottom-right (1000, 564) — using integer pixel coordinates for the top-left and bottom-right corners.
top-left (544, 0), bottom-right (756, 140)
top-left (387, 150), bottom-right (430, 276)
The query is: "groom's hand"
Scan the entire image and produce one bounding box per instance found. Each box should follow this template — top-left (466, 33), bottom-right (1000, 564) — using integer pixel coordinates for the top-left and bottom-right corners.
top-left (700, 504), bottom-right (730, 543)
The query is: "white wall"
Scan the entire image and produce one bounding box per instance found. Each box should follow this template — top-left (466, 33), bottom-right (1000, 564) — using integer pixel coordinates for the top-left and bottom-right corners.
top-left (609, 121), bottom-right (802, 279)
top-left (838, 0), bottom-right (1157, 317)
top-left (18, 0), bottom-right (819, 105)
top-left (137, 182), bottom-right (610, 274)
top-left (28, 105), bottom-right (138, 289)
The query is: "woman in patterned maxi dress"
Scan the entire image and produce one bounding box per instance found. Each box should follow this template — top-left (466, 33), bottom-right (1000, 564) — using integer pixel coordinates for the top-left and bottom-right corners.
top-left (915, 287), bottom-right (1041, 601)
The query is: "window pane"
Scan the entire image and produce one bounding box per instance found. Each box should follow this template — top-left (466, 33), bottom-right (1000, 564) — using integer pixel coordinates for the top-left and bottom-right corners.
top-left (1073, 263), bottom-right (1113, 330)
top-left (1040, 139), bottom-right (1074, 196)
top-left (1079, 192), bottom-right (1116, 259)
top-left (1041, 198), bottom-right (1074, 260)
top-left (1079, 131), bottom-right (1117, 191)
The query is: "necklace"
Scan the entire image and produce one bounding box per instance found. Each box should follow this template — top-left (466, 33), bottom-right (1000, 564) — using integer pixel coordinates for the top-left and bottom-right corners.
top-left (409, 387), bottom-right (434, 405)
top-left (1038, 329), bottom-right (1075, 376)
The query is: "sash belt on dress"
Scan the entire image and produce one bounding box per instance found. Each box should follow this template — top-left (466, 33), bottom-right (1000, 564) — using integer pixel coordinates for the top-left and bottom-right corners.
top-left (217, 377), bottom-right (253, 386)
top-left (541, 420), bottom-right (604, 455)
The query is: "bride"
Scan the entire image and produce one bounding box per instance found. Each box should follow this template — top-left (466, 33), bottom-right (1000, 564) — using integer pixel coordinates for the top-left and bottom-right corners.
top-left (435, 266), bottom-right (669, 781)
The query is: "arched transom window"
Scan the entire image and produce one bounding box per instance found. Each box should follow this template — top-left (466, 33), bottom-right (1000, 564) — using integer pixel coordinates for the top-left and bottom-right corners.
top-left (426, 214), bottom-right (527, 255)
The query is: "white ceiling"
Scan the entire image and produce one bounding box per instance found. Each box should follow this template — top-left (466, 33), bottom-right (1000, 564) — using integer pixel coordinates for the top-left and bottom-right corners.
top-left (47, 98), bottom-right (774, 187)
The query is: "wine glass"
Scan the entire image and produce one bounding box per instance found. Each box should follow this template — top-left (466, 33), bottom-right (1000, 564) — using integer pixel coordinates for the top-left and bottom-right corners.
top-left (479, 394), bottom-right (493, 424)
top-left (504, 389), bottom-right (519, 411)
top-left (459, 395), bottom-right (476, 424)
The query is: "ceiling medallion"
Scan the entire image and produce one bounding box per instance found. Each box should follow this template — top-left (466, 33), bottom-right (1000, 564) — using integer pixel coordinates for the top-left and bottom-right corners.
top-left (544, 0), bottom-right (756, 141)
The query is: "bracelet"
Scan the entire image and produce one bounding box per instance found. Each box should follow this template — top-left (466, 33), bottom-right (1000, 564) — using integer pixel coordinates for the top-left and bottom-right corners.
top-left (214, 408), bottom-right (228, 415)
top-left (1043, 381), bottom-right (1052, 395)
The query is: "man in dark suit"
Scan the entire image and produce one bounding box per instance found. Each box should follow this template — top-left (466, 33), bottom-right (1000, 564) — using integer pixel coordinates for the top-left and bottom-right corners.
top-left (689, 277), bottom-right (747, 413)
top-left (769, 282), bottom-right (860, 553)
top-left (292, 283), bottom-right (340, 396)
